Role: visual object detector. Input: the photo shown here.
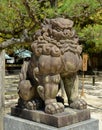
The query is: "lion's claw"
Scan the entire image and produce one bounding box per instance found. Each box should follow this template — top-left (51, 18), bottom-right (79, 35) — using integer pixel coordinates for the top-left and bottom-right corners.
top-left (25, 101), bottom-right (36, 110)
top-left (70, 99), bottom-right (87, 110)
top-left (45, 102), bottom-right (64, 114)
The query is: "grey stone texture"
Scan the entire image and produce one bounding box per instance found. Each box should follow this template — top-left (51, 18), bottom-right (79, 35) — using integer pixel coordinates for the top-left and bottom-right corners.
top-left (0, 50), bottom-right (5, 109)
top-left (4, 114), bottom-right (99, 130)
top-left (11, 107), bottom-right (90, 128)
top-left (0, 50), bottom-right (5, 130)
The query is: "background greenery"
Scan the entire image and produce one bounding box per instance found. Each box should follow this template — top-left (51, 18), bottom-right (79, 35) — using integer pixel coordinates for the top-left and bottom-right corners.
top-left (0, 0), bottom-right (102, 55)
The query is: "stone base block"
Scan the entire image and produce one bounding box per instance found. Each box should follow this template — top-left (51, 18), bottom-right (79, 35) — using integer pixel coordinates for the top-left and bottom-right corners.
top-left (11, 107), bottom-right (90, 128)
top-left (4, 115), bottom-right (99, 130)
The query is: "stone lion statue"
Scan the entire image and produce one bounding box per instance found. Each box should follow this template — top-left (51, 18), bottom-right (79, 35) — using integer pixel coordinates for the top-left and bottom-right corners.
top-left (17, 18), bottom-right (87, 114)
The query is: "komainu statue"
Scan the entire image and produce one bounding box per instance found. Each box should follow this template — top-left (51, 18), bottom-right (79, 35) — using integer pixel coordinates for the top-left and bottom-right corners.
top-left (17, 18), bottom-right (87, 114)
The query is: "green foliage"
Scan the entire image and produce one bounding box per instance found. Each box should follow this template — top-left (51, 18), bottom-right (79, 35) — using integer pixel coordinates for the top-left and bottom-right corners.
top-left (90, 9), bottom-right (102, 24)
top-left (78, 24), bottom-right (102, 53)
top-left (56, 0), bottom-right (100, 26)
top-left (0, 1), bottom-right (25, 31)
top-left (0, 0), bottom-right (102, 54)
top-left (0, 0), bottom-right (45, 39)
top-left (0, 0), bottom-right (47, 52)
top-left (58, 0), bottom-right (99, 14)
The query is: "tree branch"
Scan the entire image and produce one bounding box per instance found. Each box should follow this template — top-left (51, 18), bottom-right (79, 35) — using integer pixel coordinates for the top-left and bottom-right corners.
top-left (22, 0), bottom-right (38, 23)
top-left (0, 29), bottom-right (33, 50)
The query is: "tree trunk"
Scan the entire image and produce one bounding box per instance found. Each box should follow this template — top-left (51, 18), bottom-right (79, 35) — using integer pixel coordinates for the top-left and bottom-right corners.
top-left (0, 50), bottom-right (5, 130)
top-left (50, 0), bottom-right (57, 7)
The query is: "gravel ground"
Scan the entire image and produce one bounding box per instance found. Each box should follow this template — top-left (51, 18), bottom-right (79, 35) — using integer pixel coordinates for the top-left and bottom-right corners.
top-left (79, 75), bottom-right (102, 130)
top-left (3, 73), bottom-right (102, 130)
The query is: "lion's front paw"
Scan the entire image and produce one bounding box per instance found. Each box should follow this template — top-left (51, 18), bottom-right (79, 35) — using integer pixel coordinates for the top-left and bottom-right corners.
top-left (25, 100), bottom-right (36, 110)
top-left (45, 102), bottom-right (64, 114)
top-left (70, 99), bottom-right (87, 110)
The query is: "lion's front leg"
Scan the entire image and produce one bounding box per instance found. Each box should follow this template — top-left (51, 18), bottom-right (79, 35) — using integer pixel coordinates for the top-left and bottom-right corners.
top-left (38, 74), bottom-right (64, 114)
top-left (62, 73), bottom-right (87, 109)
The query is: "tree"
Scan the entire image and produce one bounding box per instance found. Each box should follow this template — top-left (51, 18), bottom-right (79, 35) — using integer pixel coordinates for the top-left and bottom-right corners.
top-left (78, 24), bottom-right (102, 53)
top-left (0, 0), bottom-right (102, 54)
top-left (0, 0), bottom-right (49, 52)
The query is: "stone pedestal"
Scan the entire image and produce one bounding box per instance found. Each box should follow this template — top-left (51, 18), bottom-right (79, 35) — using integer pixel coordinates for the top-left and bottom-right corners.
top-left (4, 114), bottom-right (99, 130)
top-left (11, 107), bottom-right (90, 128)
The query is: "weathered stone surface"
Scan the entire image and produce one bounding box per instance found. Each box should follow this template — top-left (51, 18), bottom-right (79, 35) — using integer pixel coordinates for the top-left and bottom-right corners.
top-left (11, 106), bottom-right (90, 128)
top-left (4, 114), bottom-right (99, 130)
top-left (0, 50), bottom-right (5, 109)
top-left (17, 18), bottom-right (87, 115)
top-left (0, 50), bottom-right (5, 130)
